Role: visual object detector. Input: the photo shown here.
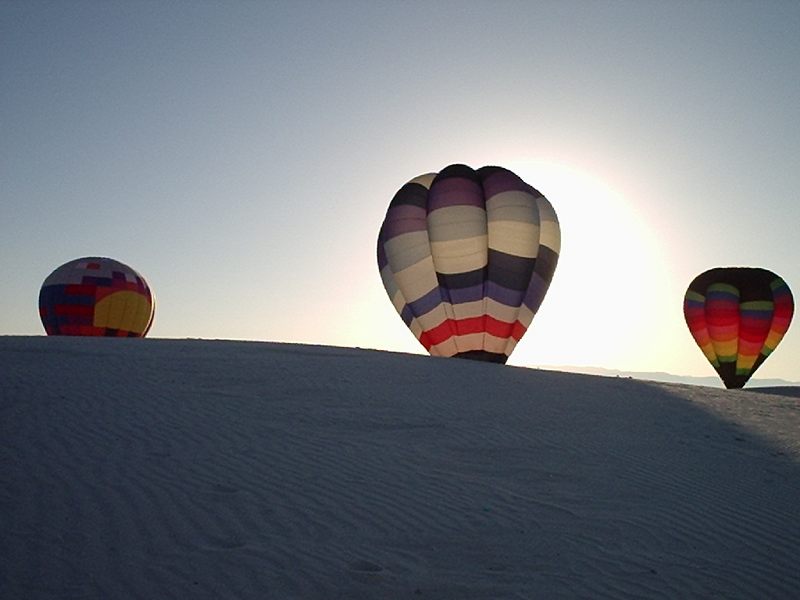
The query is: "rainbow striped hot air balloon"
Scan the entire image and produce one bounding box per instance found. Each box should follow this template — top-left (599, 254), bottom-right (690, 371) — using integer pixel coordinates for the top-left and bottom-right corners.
top-left (39, 257), bottom-right (155, 337)
top-left (683, 267), bottom-right (793, 389)
top-left (377, 164), bottom-right (560, 364)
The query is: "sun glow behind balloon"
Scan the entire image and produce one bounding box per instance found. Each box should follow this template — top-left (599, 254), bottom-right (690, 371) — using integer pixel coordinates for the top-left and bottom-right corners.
top-left (337, 159), bottom-right (683, 373)
top-left (504, 160), bottom-right (676, 370)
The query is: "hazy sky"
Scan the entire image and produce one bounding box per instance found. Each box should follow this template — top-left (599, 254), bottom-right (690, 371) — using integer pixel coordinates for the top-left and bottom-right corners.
top-left (3, 0), bottom-right (799, 382)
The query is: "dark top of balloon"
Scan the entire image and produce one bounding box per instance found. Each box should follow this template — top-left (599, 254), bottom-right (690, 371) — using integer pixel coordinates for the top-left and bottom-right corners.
top-left (387, 164), bottom-right (544, 213)
top-left (687, 267), bottom-right (789, 302)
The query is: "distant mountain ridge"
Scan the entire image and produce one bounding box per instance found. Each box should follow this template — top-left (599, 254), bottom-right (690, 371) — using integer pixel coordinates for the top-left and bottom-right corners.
top-left (537, 365), bottom-right (799, 389)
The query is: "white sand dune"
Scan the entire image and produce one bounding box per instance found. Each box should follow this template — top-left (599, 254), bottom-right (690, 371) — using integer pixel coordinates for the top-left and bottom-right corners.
top-left (2, 336), bottom-right (799, 599)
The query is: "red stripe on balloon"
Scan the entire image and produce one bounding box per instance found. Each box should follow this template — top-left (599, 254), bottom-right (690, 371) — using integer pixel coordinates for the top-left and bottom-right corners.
top-left (65, 284), bottom-right (97, 296)
top-left (738, 312), bottom-right (772, 356)
top-left (705, 298), bottom-right (739, 327)
top-left (54, 304), bottom-right (93, 317)
top-left (419, 316), bottom-right (527, 349)
top-left (683, 302), bottom-right (707, 336)
top-left (773, 296), bottom-right (794, 331)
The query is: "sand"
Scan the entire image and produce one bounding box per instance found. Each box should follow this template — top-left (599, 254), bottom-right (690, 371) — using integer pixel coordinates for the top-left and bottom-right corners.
top-left (2, 336), bottom-right (799, 599)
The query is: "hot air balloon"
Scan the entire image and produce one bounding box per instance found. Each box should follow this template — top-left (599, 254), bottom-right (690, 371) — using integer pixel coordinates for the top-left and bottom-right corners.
top-left (39, 257), bottom-right (155, 337)
top-left (683, 267), bottom-right (793, 389)
top-left (377, 164), bottom-right (560, 363)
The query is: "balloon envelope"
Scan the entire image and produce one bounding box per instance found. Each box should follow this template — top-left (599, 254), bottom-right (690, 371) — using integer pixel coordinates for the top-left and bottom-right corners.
top-left (683, 267), bottom-right (793, 389)
top-left (39, 257), bottom-right (155, 337)
top-left (377, 164), bottom-right (560, 363)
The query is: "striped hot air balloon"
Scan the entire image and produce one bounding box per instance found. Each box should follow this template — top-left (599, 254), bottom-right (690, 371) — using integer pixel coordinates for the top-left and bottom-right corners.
top-left (377, 164), bottom-right (560, 363)
top-left (683, 267), bottom-right (793, 389)
top-left (39, 257), bottom-right (155, 337)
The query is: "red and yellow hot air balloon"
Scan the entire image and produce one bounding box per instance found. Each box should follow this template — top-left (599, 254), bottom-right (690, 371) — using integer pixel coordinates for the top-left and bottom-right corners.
top-left (39, 257), bottom-right (155, 337)
top-left (377, 164), bottom-right (560, 363)
top-left (683, 267), bottom-right (793, 388)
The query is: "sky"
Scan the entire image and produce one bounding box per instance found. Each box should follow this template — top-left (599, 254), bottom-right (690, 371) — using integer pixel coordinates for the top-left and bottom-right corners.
top-left (2, 0), bottom-right (799, 383)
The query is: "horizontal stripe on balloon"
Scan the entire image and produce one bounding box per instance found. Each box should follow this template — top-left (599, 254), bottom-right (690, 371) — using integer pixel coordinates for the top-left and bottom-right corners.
top-left (65, 284), bottom-right (97, 296)
top-left (532, 245), bottom-right (559, 284)
top-left (488, 219), bottom-right (540, 258)
top-left (770, 315), bottom-right (792, 333)
top-left (699, 343), bottom-right (718, 365)
top-left (404, 280), bottom-right (534, 319)
top-left (428, 166), bottom-right (483, 211)
top-left (406, 286), bottom-right (450, 317)
top-left (47, 290), bottom-right (96, 306)
top-left (707, 283), bottom-right (739, 296)
top-left (480, 167), bottom-right (533, 198)
top-left (705, 297), bottom-right (740, 312)
top-left (428, 183), bottom-right (484, 211)
top-left (384, 231), bottom-right (433, 272)
top-left (392, 257), bottom-right (439, 302)
top-left (431, 299), bottom-right (528, 329)
top-left (449, 300), bottom-right (487, 321)
top-left (486, 249), bottom-right (536, 291)
top-left (740, 299), bottom-right (774, 311)
top-left (522, 271), bottom-right (553, 314)
top-left (486, 190), bottom-right (540, 223)
top-left (430, 237), bottom-right (488, 275)
top-left (537, 207), bottom-right (562, 254)
top-left (431, 252), bottom-right (547, 295)
top-left (427, 206), bottom-right (487, 242)
top-left (419, 316), bottom-right (526, 349)
top-left (389, 182), bottom-right (429, 210)
top-left (706, 323), bottom-right (738, 340)
top-left (436, 267), bottom-right (486, 290)
top-left (379, 265), bottom-right (400, 298)
top-left (380, 206), bottom-right (428, 239)
top-left (489, 281), bottom-right (527, 307)
top-left (54, 304), bottom-right (94, 316)
top-left (430, 333), bottom-right (512, 358)
top-left (81, 276), bottom-right (115, 286)
top-left (684, 290), bottom-right (705, 303)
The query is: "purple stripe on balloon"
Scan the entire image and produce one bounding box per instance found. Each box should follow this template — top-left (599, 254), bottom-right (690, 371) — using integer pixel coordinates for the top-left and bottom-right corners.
top-left (407, 286), bottom-right (445, 317)
top-left (389, 182), bottom-right (429, 210)
top-left (481, 168), bottom-right (545, 202)
top-left (487, 249), bottom-right (535, 292)
top-left (447, 283), bottom-right (484, 305)
top-left (739, 308), bottom-right (774, 320)
top-left (684, 297), bottom-right (704, 309)
top-left (405, 281), bottom-right (529, 314)
top-left (523, 273), bottom-right (549, 312)
top-left (706, 289), bottom-right (739, 302)
top-left (428, 177), bottom-right (484, 212)
top-left (377, 240), bottom-right (388, 270)
top-left (387, 203), bottom-right (427, 222)
top-left (380, 217), bottom-right (427, 240)
top-left (479, 167), bottom-right (533, 199)
top-left (400, 304), bottom-right (414, 326)
top-left (486, 281), bottom-right (525, 307)
top-left (402, 280), bottom-right (538, 317)
top-left (436, 268), bottom-right (485, 291)
top-left (380, 206), bottom-right (428, 239)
